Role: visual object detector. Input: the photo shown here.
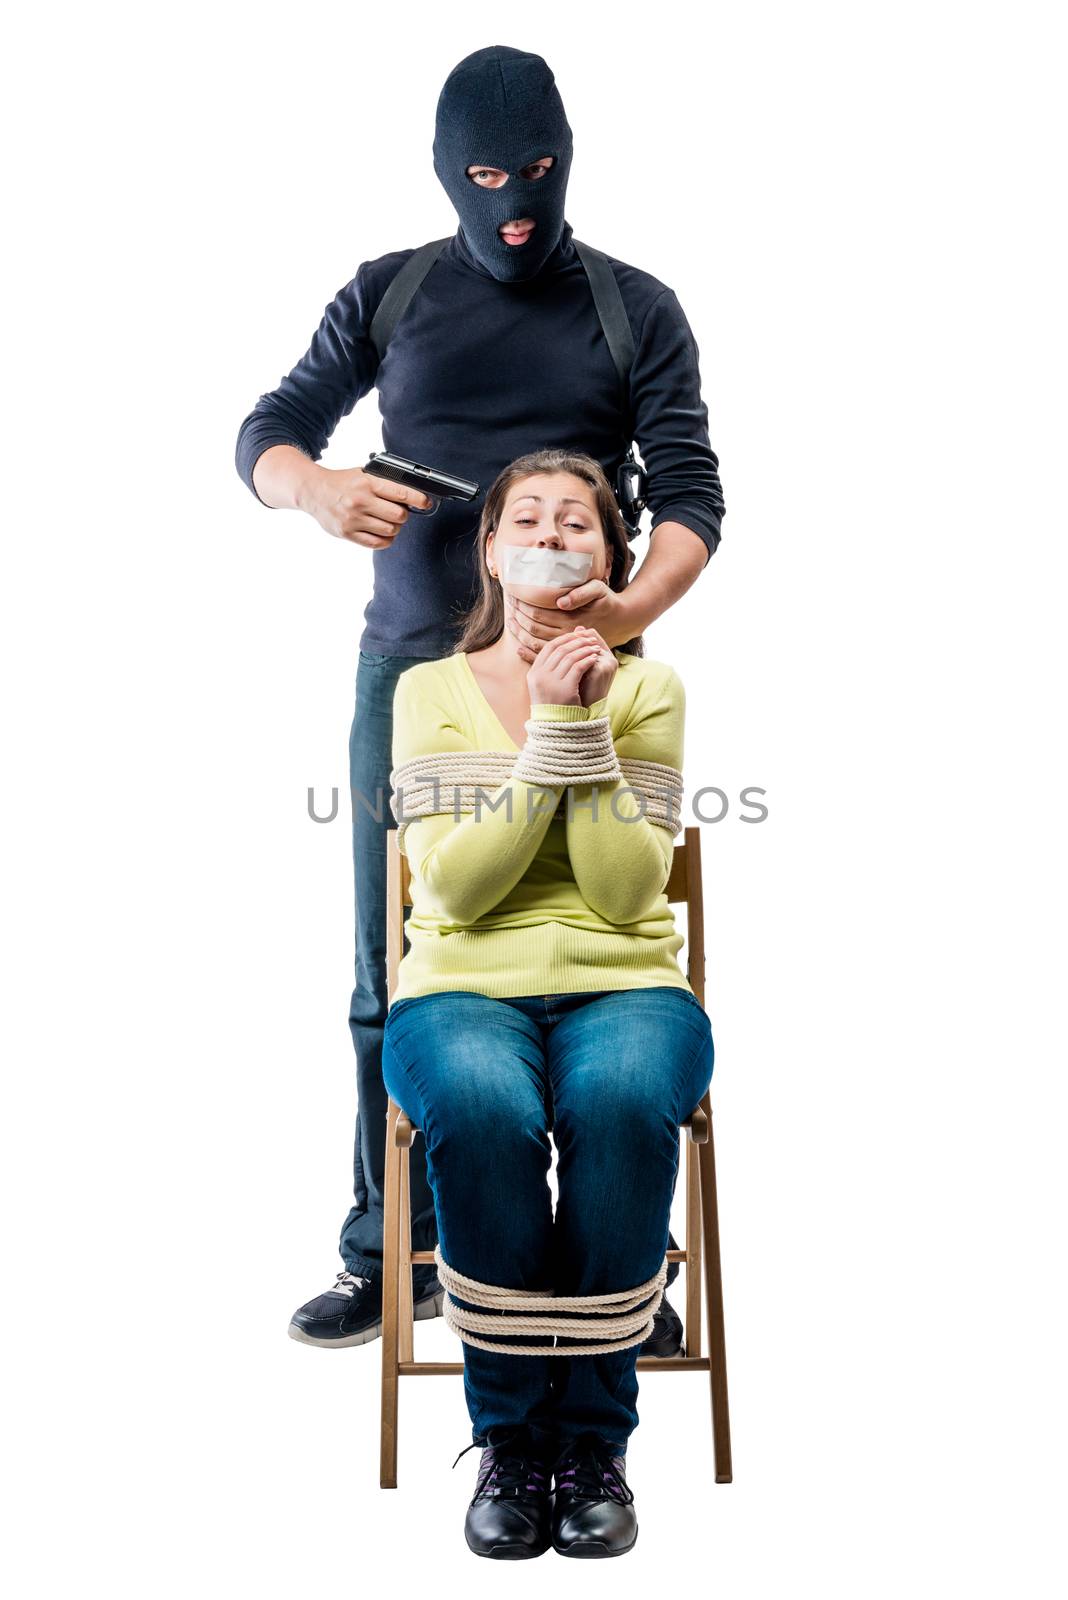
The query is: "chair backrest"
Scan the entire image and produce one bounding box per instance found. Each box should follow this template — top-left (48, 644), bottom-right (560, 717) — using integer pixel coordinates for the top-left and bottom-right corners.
top-left (386, 824), bottom-right (705, 1005)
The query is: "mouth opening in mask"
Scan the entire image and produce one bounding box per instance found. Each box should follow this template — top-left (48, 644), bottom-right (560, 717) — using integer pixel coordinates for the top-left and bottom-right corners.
top-left (498, 219), bottom-right (536, 246)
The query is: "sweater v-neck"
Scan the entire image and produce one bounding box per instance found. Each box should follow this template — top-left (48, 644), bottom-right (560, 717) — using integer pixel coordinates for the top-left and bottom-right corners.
top-left (456, 651), bottom-right (524, 752)
top-left (454, 650), bottom-right (616, 754)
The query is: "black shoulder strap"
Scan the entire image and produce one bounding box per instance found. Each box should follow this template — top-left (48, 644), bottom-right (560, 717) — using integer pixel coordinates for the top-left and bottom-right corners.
top-left (368, 238), bottom-right (451, 363)
top-left (572, 239), bottom-right (634, 420)
top-left (369, 235), bottom-right (634, 423)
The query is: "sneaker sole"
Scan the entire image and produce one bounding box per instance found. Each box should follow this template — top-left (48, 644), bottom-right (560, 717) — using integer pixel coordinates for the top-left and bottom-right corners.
top-left (287, 1290), bottom-right (445, 1348)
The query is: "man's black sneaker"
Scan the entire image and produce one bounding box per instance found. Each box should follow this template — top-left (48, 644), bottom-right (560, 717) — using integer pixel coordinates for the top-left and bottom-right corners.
top-left (287, 1270), bottom-right (444, 1347)
top-left (551, 1432), bottom-right (638, 1558)
top-left (457, 1427), bottom-right (553, 1560)
top-left (639, 1293), bottom-right (684, 1358)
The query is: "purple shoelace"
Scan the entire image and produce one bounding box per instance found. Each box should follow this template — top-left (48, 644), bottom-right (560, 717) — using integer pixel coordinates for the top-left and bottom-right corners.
top-left (552, 1432), bottom-right (634, 1505)
top-left (453, 1431), bottom-right (551, 1503)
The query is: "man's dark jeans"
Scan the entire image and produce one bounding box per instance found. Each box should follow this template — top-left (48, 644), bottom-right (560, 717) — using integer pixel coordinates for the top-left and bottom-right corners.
top-left (341, 650), bottom-right (439, 1295)
top-left (337, 647), bottom-right (683, 1304)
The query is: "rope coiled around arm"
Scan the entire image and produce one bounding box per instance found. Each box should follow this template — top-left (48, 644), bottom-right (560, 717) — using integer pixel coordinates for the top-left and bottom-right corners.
top-left (511, 715), bottom-right (623, 786)
top-left (390, 748), bottom-right (685, 853)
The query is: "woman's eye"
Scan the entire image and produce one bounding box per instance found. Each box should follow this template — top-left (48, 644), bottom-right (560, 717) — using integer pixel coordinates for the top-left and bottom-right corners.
top-left (513, 517), bottom-right (586, 529)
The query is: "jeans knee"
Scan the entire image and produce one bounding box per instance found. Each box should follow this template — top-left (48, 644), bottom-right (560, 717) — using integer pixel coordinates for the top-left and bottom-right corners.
top-left (557, 1089), bottom-right (677, 1163)
top-left (429, 1094), bottom-right (548, 1172)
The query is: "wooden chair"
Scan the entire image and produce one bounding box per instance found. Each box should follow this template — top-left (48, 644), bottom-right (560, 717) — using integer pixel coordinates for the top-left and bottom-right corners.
top-left (380, 824), bottom-right (732, 1487)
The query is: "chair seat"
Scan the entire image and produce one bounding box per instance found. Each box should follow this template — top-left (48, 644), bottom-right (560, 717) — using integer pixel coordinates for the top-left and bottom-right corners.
top-left (392, 1102), bottom-right (709, 1147)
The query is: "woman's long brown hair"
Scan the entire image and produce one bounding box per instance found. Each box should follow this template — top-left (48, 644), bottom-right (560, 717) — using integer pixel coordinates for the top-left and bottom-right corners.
top-left (451, 449), bottom-right (645, 658)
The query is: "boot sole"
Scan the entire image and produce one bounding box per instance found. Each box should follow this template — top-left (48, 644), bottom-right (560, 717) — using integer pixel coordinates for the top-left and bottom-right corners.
top-left (287, 1290), bottom-right (444, 1348)
top-left (465, 1539), bottom-right (551, 1560)
top-left (553, 1530), bottom-right (639, 1558)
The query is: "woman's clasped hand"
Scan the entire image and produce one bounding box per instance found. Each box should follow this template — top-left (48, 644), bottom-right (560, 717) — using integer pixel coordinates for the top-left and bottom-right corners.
top-left (526, 625), bottom-right (618, 709)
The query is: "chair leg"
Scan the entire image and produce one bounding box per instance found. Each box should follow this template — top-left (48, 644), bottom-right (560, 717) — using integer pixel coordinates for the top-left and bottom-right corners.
top-left (685, 1135), bottom-right (703, 1357)
top-left (380, 1099), bottom-right (403, 1489)
top-left (698, 1104), bottom-right (733, 1483)
top-left (398, 1142), bottom-right (414, 1364)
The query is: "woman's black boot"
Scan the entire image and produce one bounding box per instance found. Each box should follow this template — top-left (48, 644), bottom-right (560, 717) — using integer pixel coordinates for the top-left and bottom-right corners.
top-left (459, 1426), bottom-right (553, 1559)
top-left (550, 1432), bottom-right (638, 1557)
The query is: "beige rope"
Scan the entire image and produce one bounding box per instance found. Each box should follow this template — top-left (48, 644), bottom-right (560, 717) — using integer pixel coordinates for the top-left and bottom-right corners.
top-left (390, 749), bottom-right (684, 855)
top-left (434, 1245), bottom-right (668, 1357)
top-left (511, 716), bottom-right (623, 786)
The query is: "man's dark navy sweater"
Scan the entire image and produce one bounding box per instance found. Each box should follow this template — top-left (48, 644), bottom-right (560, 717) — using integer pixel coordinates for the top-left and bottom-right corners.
top-left (235, 222), bottom-right (725, 658)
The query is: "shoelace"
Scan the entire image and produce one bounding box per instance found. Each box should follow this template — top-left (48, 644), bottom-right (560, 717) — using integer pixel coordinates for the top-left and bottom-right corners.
top-left (328, 1271), bottom-right (369, 1300)
top-left (552, 1432), bottom-right (634, 1505)
top-left (452, 1431), bottom-right (550, 1503)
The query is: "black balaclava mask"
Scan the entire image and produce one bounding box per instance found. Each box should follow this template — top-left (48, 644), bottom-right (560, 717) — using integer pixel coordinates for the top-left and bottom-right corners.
top-left (433, 45), bottom-right (574, 283)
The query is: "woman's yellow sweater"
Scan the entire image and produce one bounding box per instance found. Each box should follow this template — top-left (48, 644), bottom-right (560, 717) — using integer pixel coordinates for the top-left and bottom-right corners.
top-left (388, 649), bottom-right (692, 1003)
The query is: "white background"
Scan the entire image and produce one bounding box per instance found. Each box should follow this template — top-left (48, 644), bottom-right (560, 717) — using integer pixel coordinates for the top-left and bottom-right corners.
top-left (3, 2), bottom-right (1066, 1595)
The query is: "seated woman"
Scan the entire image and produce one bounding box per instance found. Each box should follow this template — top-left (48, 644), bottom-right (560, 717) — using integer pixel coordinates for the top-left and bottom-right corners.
top-left (382, 448), bottom-right (714, 1561)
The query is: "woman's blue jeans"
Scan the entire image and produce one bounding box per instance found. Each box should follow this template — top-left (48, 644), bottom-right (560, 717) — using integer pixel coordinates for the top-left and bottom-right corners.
top-left (382, 987), bottom-right (714, 1454)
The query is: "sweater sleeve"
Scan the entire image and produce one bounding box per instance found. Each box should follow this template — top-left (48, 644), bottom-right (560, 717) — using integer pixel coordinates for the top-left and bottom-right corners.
top-left (630, 287), bottom-right (725, 562)
top-left (565, 664), bottom-right (684, 925)
top-left (234, 264), bottom-right (382, 506)
top-left (392, 669), bottom-right (593, 926)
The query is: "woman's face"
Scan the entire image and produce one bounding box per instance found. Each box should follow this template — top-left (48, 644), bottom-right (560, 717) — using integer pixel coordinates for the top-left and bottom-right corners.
top-left (488, 472), bottom-right (610, 603)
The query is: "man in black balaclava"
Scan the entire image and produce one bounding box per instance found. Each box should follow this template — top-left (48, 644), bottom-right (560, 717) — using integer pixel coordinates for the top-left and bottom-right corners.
top-left (432, 46), bottom-right (574, 282)
top-left (236, 45), bottom-right (726, 1536)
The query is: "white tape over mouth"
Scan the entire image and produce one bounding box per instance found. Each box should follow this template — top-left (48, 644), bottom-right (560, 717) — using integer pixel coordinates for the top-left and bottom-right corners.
top-left (499, 544), bottom-right (593, 588)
